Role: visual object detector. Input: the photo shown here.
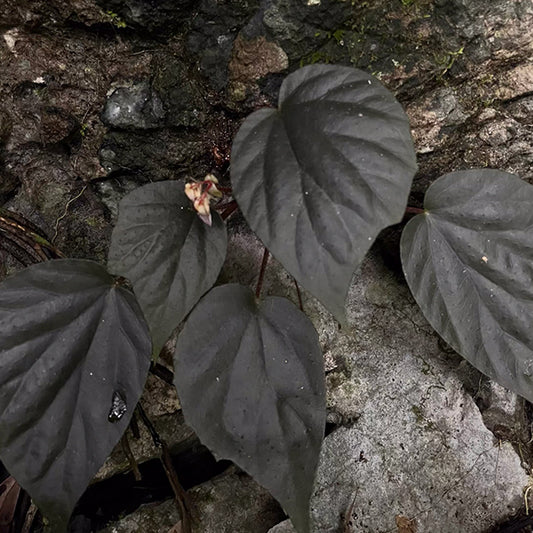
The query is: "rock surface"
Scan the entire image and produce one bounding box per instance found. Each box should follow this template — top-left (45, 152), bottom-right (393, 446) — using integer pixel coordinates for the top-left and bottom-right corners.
top-left (101, 81), bottom-right (165, 130)
top-left (0, 0), bottom-right (532, 531)
top-left (100, 469), bottom-right (284, 533)
top-left (223, 225), bottom-right (530, 533)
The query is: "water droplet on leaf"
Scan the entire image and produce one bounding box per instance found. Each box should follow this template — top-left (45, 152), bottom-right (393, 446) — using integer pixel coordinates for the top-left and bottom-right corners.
top-left (108, 390), bottom-right (127, 423)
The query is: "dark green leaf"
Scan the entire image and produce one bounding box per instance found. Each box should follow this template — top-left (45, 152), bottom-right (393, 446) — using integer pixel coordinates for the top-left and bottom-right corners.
top-left (108, 181), bottom-right (228, 355)
top-left (0, 259), bottom-right (151, 532)
top-left (174, 284), bottom-right (325, 533)
top-left (401, 169), bottom-right (533, 401)
top-left (231, 64), bottom-right (417, 321)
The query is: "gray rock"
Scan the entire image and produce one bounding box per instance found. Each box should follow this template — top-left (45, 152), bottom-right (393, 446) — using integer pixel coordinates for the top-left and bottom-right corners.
top-left (268, 519), bottom-right (294, 533)
top-left (186, 0), bottom-right (260, 91)
top-left (98, 129), bottom-right (205, 181)
top-left (96, 0), bottom-right (195, 33)
top-left (3, 150), bottom-right (112, 262)
top-left (0, 107), bottom-right (12, 145)
top-left (187, 470), bottom-right (284, 533)
top-left (221, 225), bottom-right (529, 533)
top-left (99, 470), bottom-right (284, 533)
top-left (101, 81), bottom-right (164, 131)
top-left (256, 0), bottom-right (352, 62)
top-left (152, 57), bottom-right (206, 128)
top-left (93, 176), bottom-right (140, 221)
top-left (227, 34), bottom-right (288, 102)
top-left (477, 382), bottom-right (524, 438)
top-left (98, 499), bottom-right (180, 533)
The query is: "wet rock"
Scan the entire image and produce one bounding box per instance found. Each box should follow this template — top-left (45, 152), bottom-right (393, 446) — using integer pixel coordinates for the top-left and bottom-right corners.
top-left (3, 150), bottom-right (112, 261)
top-left (93, 176), bottom-right (141, 220)
top-left (39, 106), bottom-right (81, 149)
top-left (101, 81), bottom-right (165, 131)
top-left (188, 470), bottom-right (284, 533)
top-left (228, 34), bottom-right (288, 102)
top-left (96, 0), bottom-right (195, 34)
top-left (186, 0), bottom-right (260, 91)
top-left (152, 57), bottom-right (207, 128)
top-left (478, 120), bottom-right (517, 147)
top-left (407, 86), bottom-right (471, 155)
top-left (220, 224), bottom-right (529, 533)
top-left (0, 109), bottom-right (12, 145)
top-left (477, 382), bottom-right (525, 443)
top-left (100, 469), bottom-right (284, 533)
top-left (456, 363), bottom-right (529, 446)
top-left (0, 109), bottom-right (18, 203)
top-left (496, 63), bottom-right (533, 101)
top-left (247, 0), bottom-right (352, 63)
top-left (99, 129), bottom-right (205, 181)
top-left (0, 172), bottom-right (19, 205)
top-left (268, 520), bottom-right (293, 533)
top-left (98, 498), bottom-right (180, 533)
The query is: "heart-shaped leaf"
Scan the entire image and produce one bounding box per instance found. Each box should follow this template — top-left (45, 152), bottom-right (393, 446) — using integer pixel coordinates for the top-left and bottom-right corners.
top-left (0, 259), bottom-right (151, 532)
top-left (401, 169), bottom-right (533, 401)
top-left (231, 64), bottom-right (417, 321)
top-left (108, 180), bottom-right (228, 356)
top-left (174, 284), bottom-right (325, 533)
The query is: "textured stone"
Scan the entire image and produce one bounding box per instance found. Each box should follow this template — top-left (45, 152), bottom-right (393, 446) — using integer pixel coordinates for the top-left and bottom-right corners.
top-left (100, 470), bottom-right (284, 533)
top-left (228, 35), bottom-right (288, 101)
top-left (268, 519), bottom-right (294, 533)
top-left (186, 0), bottom-right (260, 91)
top-left (152, 57), bottom-right (207, 128)
top-left (98, 129), bottom-right (205, 181)
top-left (1, 0), bottom-right (532, 531)
top-left (98, 499), bottom-right (180, 533)
top-left (101, 82), bottom-right (165, 131)
top-left (95, 0), bottom-right (195, 33)
top-left (221, 223), bottom-right (529, 533)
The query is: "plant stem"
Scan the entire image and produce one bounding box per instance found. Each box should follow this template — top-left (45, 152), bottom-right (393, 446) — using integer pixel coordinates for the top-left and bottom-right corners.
top-left (294, 279), bottom-right (304, 312)
top-left (21, 502), bottom-right (39, 533)
top-left (255, 248), bottom-right (270, 299)
top-left (0, 209), bottom-right (64, 264)
top-left (129, 412), bottom-right (141, 439)
top-left (120, 433), bottom-right (142, 481)
top-left (405, 206), bottom-right (424, 215)
top-left (219, 200), bottom-right (239, 221)
top-left (149, 362), bottom-right (174, 386)
top-left (136, 403), bottom-right (192, 533)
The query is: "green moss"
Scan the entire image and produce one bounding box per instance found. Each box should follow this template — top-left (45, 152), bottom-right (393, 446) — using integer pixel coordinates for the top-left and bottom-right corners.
top-left (85, 217), bottom-right (104, 228)
top-left (105, 10), bottom-right (127, 29)
top-left (411, 404), bottom-right (424, 423)
top-left (411, 404), bottom-right (437, 432)
top-left (434, 46), bottom-right (464, 78)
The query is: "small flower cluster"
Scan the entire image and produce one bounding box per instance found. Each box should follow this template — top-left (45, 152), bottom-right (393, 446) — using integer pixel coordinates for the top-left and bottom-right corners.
top-left (185, 174), bottom-right (223, 226)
